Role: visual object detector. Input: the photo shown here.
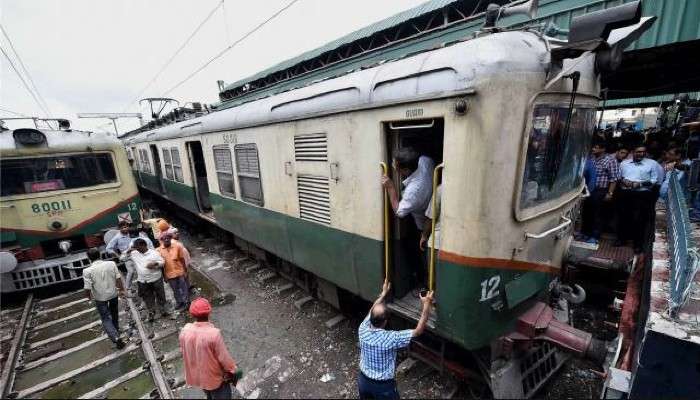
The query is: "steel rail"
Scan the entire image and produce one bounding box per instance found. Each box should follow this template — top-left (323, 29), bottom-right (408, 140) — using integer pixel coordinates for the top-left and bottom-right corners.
top-left (0, 293), bottom-right (33, 398)
top-left (124, 291), bottom-right (174, 399)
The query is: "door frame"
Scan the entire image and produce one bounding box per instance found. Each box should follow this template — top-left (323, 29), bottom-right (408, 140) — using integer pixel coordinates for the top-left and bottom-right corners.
top-left (149, 144), bottom-right (165, 194)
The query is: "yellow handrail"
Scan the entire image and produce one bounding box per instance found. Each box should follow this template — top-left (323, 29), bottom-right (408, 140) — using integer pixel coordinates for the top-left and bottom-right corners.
top-left (380, 162), bottom-right (390, 283)
top-left (428, 163), bottom-right (444, 292)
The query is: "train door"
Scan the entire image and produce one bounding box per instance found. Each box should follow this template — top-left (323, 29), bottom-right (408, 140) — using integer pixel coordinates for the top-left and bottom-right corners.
top-left (131, 146), bottom-right (142, 186)
top-left (149, 144), bottom-right (166, 193)
top-left (185, 141), bottom-right (213, 214)
top-left (384, 118), bottom-right (444, 308)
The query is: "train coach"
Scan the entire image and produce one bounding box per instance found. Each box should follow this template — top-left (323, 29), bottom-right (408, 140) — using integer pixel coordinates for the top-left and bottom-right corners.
top-left (0, 122), bottom-right (141, 292)
top-left (123, 1), bottom-right (654, 396)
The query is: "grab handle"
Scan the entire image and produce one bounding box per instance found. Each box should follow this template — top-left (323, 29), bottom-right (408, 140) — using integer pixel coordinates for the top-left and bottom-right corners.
top-left (428, 163), bottom-right (444, 292)
top-left (380, 162), bottom-right (390, 283)
top-left (524, 215), bottom-right (572, 239)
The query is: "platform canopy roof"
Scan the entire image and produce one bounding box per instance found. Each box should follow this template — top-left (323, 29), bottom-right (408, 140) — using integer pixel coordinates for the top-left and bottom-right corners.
top-left (216, 0), bottom-right (700, 109)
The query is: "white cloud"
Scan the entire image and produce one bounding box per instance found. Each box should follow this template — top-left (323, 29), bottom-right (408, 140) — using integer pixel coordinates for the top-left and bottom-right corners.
top-left (1, 0), bottom-right (426, 133)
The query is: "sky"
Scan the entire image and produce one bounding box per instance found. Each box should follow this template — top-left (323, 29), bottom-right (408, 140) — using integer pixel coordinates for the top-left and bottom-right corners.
top-left (0, 0), bottom-right (427, 134)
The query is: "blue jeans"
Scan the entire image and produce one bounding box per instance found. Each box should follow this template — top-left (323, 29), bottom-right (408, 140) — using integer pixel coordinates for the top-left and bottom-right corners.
top-left (204, 382), bottom-right (231, 400)
top-left (168, 276), bottom-right (189, 307)
top-left (358, 371), bottom-right (399, 400)
top-left (95, 297), bottom-right (120, 343)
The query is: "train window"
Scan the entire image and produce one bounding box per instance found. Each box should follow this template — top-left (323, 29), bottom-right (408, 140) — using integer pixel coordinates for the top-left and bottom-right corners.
top-left (139, 149), bottom-right (152, 173)
top-left (520, 105), bottom-right (596, 209)
top-left (171, 147), bottom-right (184, 183)
top-left (213, 146), bottom-right (235, 197)
top-left (234, 143), bottom-right (264, 206)
top-left (162, 148), bottom-right (175, 180)
top-left (0, 153), bottom-right (118, 196)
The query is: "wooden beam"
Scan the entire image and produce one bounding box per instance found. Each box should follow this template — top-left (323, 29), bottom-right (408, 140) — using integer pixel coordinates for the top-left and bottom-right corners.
top-left (21, 335), bottom-right (108, 371)
top-left (35, 298), bottom-right (88, 316)
top-left (36, 289), bottom-right (82, 304)
top-left (77, 366), bottom-right (146, 399)
top-left (0, 294), bottom-right (33, 398)
top-left (16, 343), bottom-right (139, 399)
top-left (27, 311), bottom-right (126, 350)
top-left (32, 308), bottom-right (93, 331)
top-left (28, 320), bottom-right (100, 349)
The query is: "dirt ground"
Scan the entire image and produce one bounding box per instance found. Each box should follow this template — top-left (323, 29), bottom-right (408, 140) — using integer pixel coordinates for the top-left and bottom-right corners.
top-left (175, 229), bottom-right (465, 399)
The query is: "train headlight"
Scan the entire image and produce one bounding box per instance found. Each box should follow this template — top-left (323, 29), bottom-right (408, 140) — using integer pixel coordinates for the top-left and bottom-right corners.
top-left (0, 251), bottom-right (18, 273)
top-left (59, 240), bottom-right (72, 253)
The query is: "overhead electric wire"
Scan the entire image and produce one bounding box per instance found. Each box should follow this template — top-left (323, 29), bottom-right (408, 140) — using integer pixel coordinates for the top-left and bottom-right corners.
top-left (0, 107), bottom-right (29, 117)
top-left (121, 0), bottom-right (225, 112)
top-left (0, 45), bottom-right (51, 118)
top-left (163, 0), bottom-right (301, 96)
top-left (0, 24), bottom-right (52, 117)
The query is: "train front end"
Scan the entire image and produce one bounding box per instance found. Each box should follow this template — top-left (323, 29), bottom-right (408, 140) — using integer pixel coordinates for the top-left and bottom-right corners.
top-left (427, 1), bottom-right (655, 396)
top-left (0, 128), bottom-right (141, 292)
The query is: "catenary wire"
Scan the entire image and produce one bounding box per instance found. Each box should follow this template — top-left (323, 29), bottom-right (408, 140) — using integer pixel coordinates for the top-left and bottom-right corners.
top-left (0, 45), bottom-right (51, 118)
top-left (163, 0), bottom-right (301, 97)
top-left (0, 24), bottom-right (52, 117)
top-left (121, 0), bottom-right (225, 112)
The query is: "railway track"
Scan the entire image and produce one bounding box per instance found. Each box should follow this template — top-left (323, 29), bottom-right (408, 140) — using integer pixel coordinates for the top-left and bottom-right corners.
top-left (0, 274), bottom-right (187, 399)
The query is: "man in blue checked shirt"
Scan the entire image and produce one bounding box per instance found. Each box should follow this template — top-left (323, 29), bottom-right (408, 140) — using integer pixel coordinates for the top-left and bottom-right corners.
top-left (358, 281), bottom-right (434, 399)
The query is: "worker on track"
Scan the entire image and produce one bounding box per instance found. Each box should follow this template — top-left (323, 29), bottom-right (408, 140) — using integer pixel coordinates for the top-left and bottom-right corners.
top-left (357, 281), bottom-right (434, 399)
top-left (180, 298), bottom-right (240, 400)
top-left (158, 232), bottom-right (190, 310)
top-left (130, 238), bottom-right (170, 321)
top-left (83, 248), bottom-right (126, 349)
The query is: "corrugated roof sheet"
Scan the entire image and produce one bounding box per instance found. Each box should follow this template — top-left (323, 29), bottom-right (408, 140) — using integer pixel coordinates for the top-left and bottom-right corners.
top-left (224, 0), bottom-right (463, 90)
top-left (218, 0), bottom-right (700, 108)
top-left (601, 92), bottom-right (700, 108)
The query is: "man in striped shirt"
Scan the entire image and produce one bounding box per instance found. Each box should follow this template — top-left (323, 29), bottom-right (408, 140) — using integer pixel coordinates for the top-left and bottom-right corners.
top-left (357, 281), bottom-right (434, 399)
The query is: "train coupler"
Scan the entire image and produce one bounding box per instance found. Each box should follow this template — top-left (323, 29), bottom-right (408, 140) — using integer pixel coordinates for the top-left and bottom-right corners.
top-left (493, 302), bottom-right (606, 364)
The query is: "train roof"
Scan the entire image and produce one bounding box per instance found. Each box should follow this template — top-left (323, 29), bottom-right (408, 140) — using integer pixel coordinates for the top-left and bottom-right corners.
top-left (0, 128), bottom-right (124, 157)
top-left (124, 30), bottom-right (553, 145)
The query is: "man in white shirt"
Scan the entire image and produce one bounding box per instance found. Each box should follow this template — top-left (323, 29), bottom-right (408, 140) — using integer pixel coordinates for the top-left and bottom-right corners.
top-left (130, 238), bottom-right (170, 321)
top-left (381, 148), bottom-right (435, 231)
top-left (619, 145), bottom-right (659, 253)
top-left (381, 148), bottom-right (435, 291)
top-left (83, 248), bottom-right (126, 349)
top-left (106, 222), bottom-right (153, 290)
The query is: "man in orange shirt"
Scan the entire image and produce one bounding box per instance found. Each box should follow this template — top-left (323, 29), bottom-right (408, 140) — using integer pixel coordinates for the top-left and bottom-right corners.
top-left (158, 232), bottom-right (189, 310)
top-left (180, 298), bottom-right (238, 399)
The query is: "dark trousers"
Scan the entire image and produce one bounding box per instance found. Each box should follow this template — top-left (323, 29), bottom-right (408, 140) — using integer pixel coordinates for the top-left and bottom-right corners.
top-left (618, 189), bottom-right (654, 250)
top-left (95, 297), bottom-right (120, 343)
top-left (358, 371), bottom-right (399, 400)
top-left (137, 279), bottom-right (168, 314)
top-left (168, 275), bottom-right (189, 307)
top-left (581, 188), bottom-right (609, 239)
top-left (204, 382), bottom-right (231, 400)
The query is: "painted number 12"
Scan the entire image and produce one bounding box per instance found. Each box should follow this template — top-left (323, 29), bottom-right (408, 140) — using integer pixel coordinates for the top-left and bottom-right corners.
top-left (479, 276), bottom-right (500, 302)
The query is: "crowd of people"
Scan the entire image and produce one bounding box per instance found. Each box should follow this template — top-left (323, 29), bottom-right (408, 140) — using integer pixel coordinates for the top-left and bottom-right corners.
top-left (579, 109), bottom-right (700, 253)
top-left (83, 218), bottom-right (241, 399)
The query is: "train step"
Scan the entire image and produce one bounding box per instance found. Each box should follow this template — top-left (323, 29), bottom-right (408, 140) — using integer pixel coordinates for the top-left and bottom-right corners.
top-left (386, 293), bottom-right (437, 330)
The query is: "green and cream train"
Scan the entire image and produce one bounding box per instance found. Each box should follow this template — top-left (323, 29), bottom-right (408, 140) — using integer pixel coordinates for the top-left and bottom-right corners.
top-left (123, 2), bottom-right (653, 396)
top-left (0, 124), bottom-right (141, 292)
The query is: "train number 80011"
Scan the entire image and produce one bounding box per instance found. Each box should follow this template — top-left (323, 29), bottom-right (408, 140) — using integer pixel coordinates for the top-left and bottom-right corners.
top-left (31, 200), bottom-right (73, 213)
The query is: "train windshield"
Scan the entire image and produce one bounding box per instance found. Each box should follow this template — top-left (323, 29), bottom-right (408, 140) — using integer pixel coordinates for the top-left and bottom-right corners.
top-left (520, 105), bottom-right (595, 209)
top-left (0, 153), bottom-right (117, 196)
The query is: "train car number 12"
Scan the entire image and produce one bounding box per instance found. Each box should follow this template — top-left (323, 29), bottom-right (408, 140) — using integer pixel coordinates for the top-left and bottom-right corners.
top-left (32, 200), bottom-right (72, 213)
top-left (479, 276), bottom-right (500, 302)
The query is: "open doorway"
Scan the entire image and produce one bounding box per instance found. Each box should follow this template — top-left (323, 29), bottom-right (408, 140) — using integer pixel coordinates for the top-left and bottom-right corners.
top-left (186, 141), bottom-right (213, 214)
top-left (149, 144), bottom-right (165, 193)
top-left (385, 118), bottom-right (444, 313)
